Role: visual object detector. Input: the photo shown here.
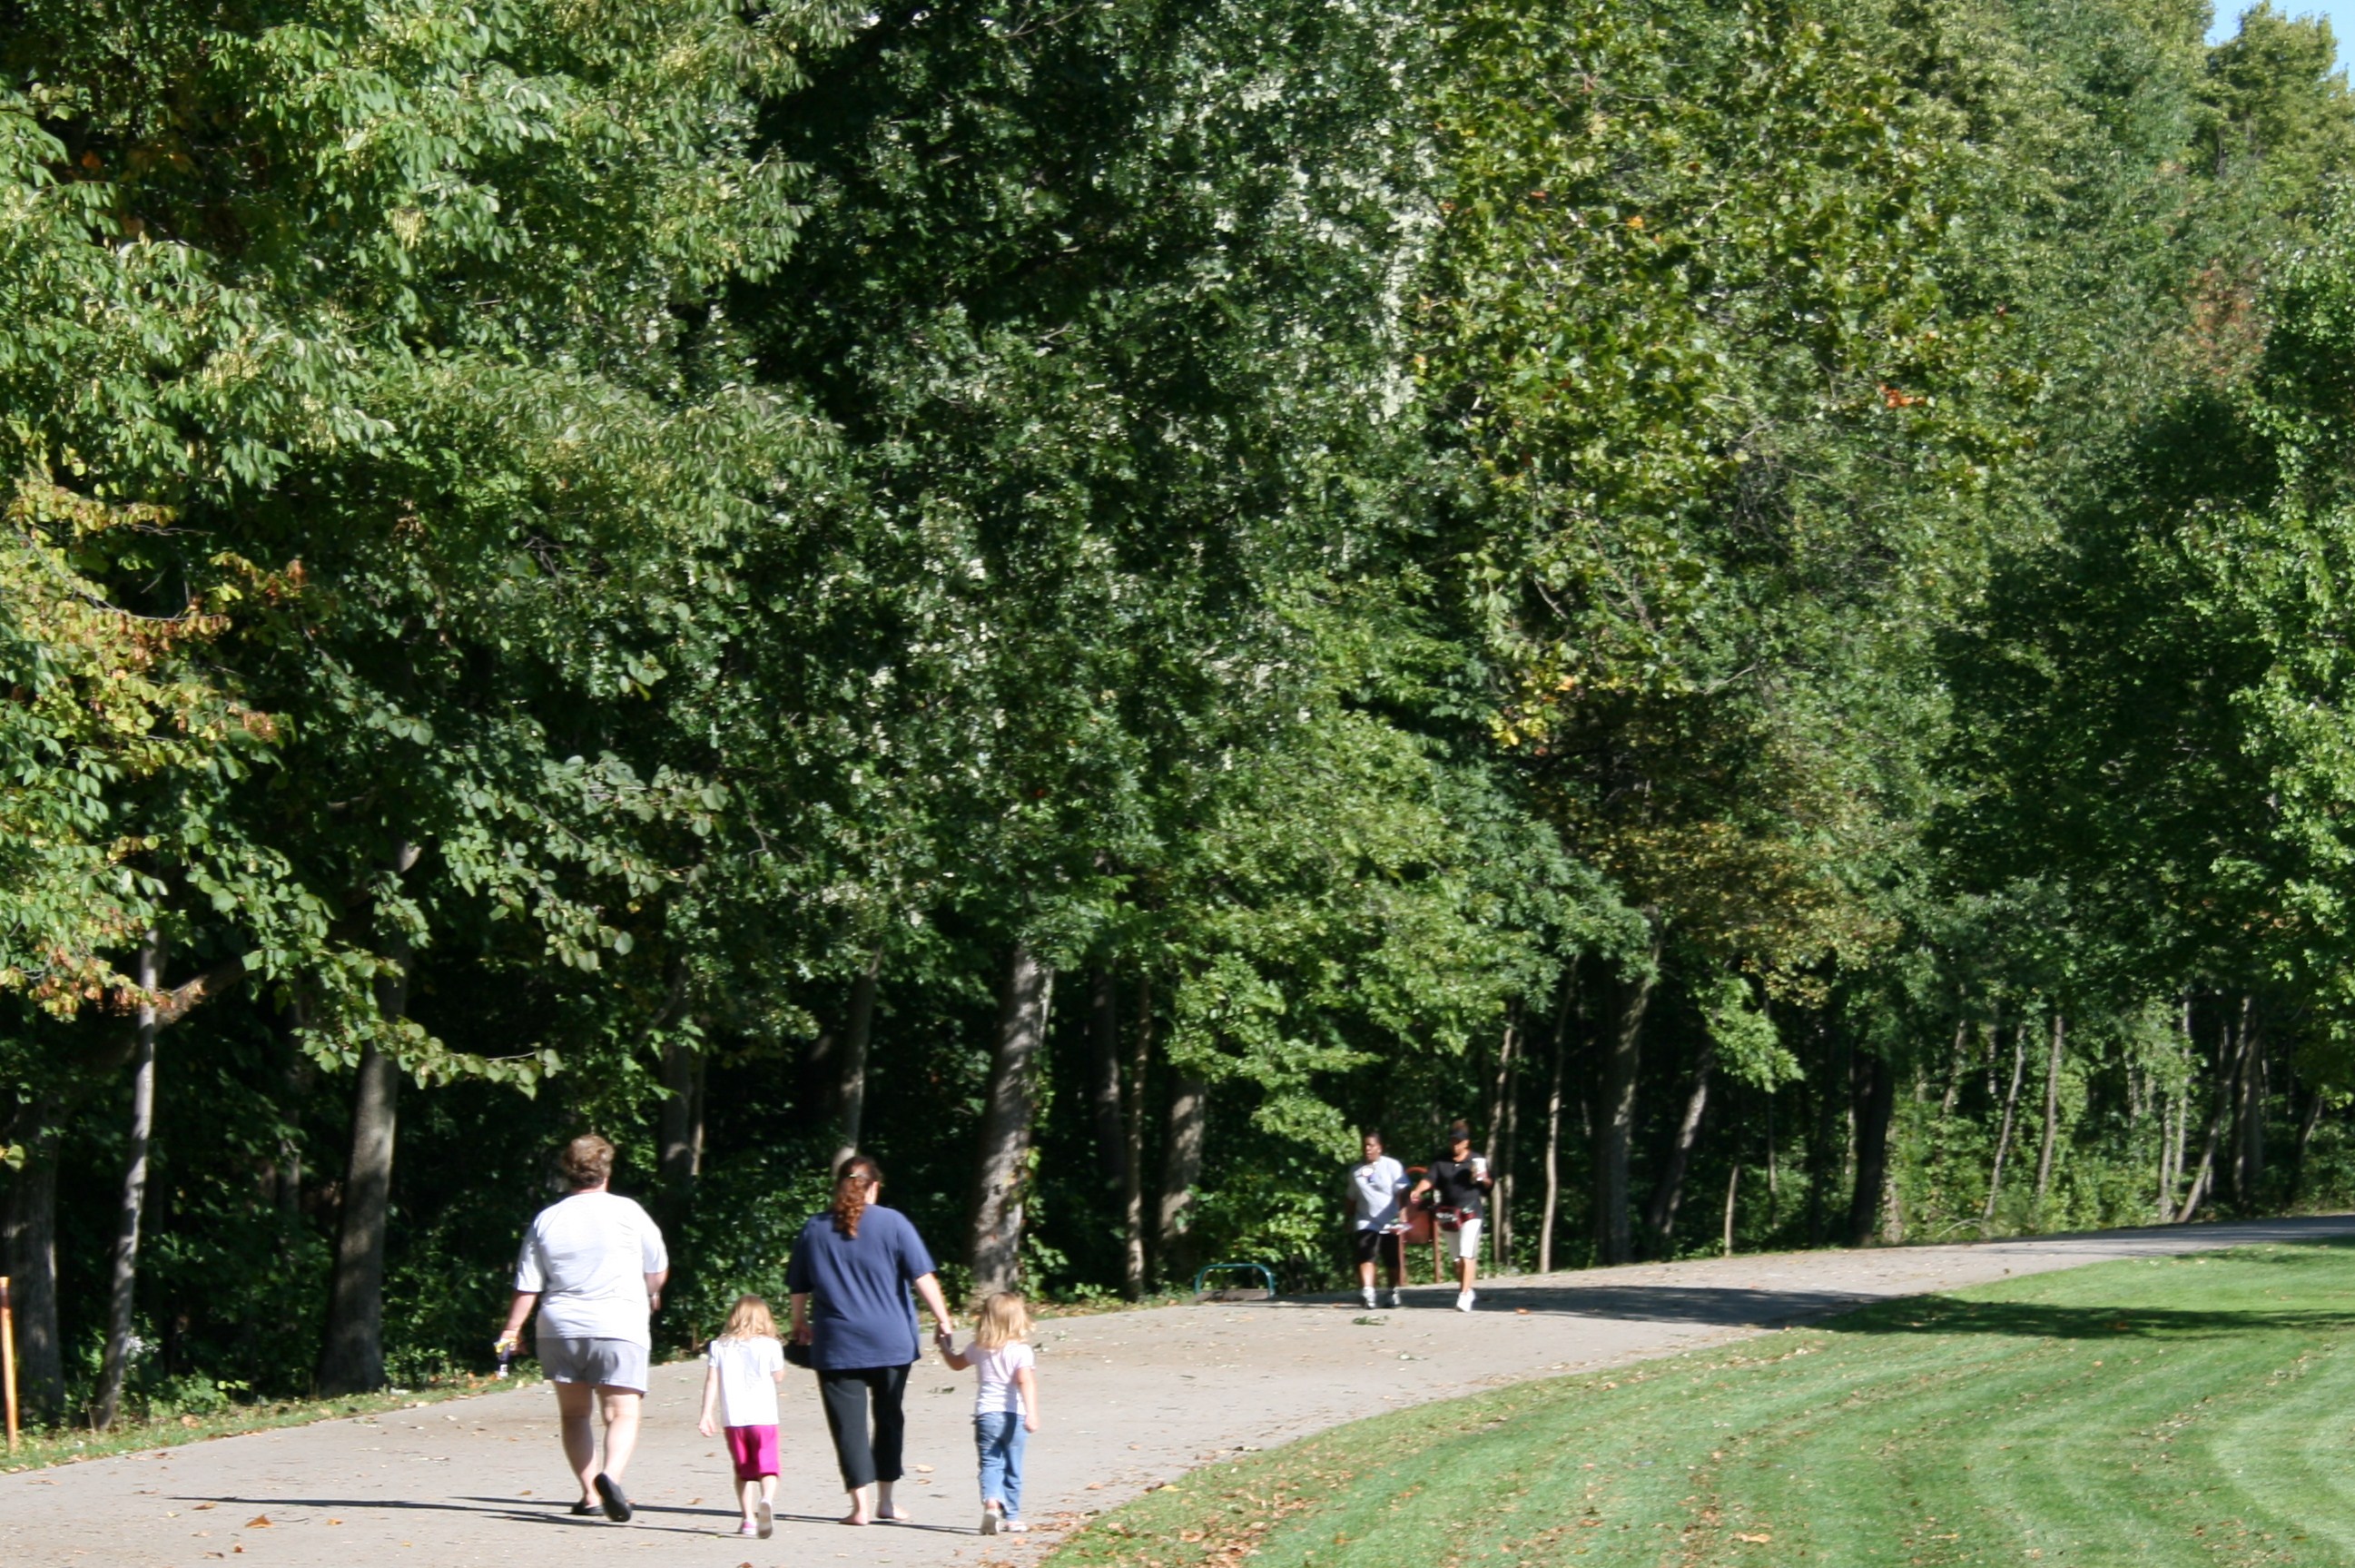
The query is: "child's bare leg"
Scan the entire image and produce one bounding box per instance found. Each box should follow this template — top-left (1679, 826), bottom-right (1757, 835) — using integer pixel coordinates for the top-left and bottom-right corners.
top-left (738, 1477), bottom-right (758, 1523)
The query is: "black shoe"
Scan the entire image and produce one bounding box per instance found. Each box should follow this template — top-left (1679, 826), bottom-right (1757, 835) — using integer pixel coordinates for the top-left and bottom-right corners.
top-left (569, 1501), bottom-right (597, 1517)
top-left (594, 1473), bottom-right (633, 1523)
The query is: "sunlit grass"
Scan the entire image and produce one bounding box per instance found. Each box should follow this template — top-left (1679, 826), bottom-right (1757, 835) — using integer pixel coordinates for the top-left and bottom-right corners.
top-left (1049, 1243), bottom-right (2355, 1568)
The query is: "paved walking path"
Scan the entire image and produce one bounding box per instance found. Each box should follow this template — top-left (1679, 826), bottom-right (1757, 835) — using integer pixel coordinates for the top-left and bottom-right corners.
top-left (8, 1215), bottom-right (2351, 1568)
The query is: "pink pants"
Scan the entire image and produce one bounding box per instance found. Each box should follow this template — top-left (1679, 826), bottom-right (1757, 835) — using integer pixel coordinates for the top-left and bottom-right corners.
top-left (725, 1424), bottom-right (780, 1481)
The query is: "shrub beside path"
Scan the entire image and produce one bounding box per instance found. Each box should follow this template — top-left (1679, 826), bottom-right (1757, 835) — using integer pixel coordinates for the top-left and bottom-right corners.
top-left (5, 1215), bottom-right (2350, 1568)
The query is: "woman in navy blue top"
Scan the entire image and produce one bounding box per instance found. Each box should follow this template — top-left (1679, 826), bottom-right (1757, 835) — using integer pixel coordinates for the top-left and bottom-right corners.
top-left (788, 1155), bottom-right (959, 1525)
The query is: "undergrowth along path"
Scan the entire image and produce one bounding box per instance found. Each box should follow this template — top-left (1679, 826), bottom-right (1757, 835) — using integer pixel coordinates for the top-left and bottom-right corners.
top-left (1049, 1239), bottom-right (2355, 1568)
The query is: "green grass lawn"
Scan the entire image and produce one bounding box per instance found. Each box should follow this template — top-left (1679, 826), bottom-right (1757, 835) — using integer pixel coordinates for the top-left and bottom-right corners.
top-left (1049, 1243), bottom-right (2355, 1568)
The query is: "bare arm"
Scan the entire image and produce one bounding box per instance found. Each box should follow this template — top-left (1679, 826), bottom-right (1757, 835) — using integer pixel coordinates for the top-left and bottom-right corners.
top-left (696, 1363), bottom-right (720, 1436)
top-left (938, 1338), bottom-right (973, 1371)
top-left (1016, 1364), bottom-right (1040, 1431)
top-left (790, 1291), bottom-right (812, 1343)
top-left (497, 1289), bottom-right (537, 1347)
top-left (645, 1267), bottom-right (669, 1313)
top-left (911, 1271), bottom-right (956, 1336)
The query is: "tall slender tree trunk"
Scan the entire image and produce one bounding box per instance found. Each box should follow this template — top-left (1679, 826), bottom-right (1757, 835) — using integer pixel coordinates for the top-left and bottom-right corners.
top-left (2233, 998), bottom-right (2264, 1207)
top-left (2291, 1081), bottom-right (2325, 1204)
top-left (658, 1041), bottom-right (705, 1195)
top-left (1845, 1049), bottom-right (1895, 1247)
top-left (1938, 1018), bottom-right (1968, 1119)
top-left (1538, 977), bottom-right (1572, 1275)
top-left (828, 942), bottom-right (883, 1175)
top-left (1590, 932), bottom-right (1659, 1267)
top-left (1121, 976), bottom-right (1152, 1300)
top-left (1763, 1093), bottom-right (1779, 1230)
top-left (1643, 1045), bottom-right (1712, 1257)
top-left (970, 943), bottom-right (1054, 1299)
top-left (1089, 970), bottom-right (1127, 1188)
top-left (2034, 1011), bottom-right (2064, 1209)
top-left (0, 1123), bottom-right (64, 1419)
top-left (1484, 1006), bottom-right (1519, 1267)
top-left (1982, 1021), bottom-right (2029, 1225)
top-left (1721, 1100), bottom-right (1741, 1257)
top-left (1807, 1023), bottom-right (1847, 1246)
top-left (95, 931), bottom-right (164, 1428)
top-left (2178, 1003), bottom-right (2244, 1224)
top-left (1158, 1071), bottom-right (1208, 1277)
top-left (320, 843), bottom-right (419, 1396)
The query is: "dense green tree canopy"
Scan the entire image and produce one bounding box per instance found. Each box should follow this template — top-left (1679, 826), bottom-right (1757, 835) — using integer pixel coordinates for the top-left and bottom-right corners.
top-left (6, 0), bottom-right (2355, 1422)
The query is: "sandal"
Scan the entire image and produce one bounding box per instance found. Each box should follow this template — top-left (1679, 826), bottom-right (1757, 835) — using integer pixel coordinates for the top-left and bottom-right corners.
top-left (594, 1473), bottom-right (633, 1523)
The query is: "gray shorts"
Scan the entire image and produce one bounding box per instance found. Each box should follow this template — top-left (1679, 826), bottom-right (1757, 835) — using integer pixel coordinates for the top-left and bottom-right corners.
top-left (537, 1336), bottom-right (649, 1394)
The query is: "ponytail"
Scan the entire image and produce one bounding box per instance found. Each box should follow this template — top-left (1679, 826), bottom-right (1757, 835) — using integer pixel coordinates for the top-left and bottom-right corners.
top-left (832, 1154), bottom-right (883, 1238)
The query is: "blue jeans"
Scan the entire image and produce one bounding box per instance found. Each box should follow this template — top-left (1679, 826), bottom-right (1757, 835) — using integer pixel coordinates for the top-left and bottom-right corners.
top-left (974, 1410), bottom-right (1028, 1516)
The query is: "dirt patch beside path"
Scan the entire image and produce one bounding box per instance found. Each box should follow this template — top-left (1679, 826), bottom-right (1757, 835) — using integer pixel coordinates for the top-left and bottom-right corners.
top-left (6, 1215), bottom-right (2347, 1568)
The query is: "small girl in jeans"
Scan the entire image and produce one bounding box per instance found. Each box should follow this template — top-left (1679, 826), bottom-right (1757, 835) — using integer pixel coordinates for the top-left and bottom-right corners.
top-left (936, 1291), bottom-right (1040, 1535)
top-left (697, 1294), bottom-right (787, 1537)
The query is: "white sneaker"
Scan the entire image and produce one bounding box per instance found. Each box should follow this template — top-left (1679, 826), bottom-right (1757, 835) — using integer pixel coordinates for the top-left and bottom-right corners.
top-left (1384, 1289), bottom-right (1402, 1309)
top-left (1456, 1289), bottom-right (1475, 1313)
top-left (1361, 1287), bottom-right (1378, 1309)
top-left (981, 1504), bottom-right (1001, 1536)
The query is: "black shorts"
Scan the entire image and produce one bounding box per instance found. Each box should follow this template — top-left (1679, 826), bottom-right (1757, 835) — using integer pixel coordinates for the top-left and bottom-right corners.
top-left (1351, 1229), bottom-right (1404, 1267)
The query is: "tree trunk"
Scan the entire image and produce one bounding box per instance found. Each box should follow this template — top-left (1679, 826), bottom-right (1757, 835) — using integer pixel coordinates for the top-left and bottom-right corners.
top-left (2291, 1080), bottom-right (2325, 1204)
top-left (1845, 1049), bottom-right (1895, 1247)
top-left (1122, 975), bottom-right (1152, 1300)
top-left (1590, 932), bottom-right (1659, 1267)
top-left (1763, 1092), bottom-right (1779, 1230)
top-left (1937, 1018), bottom-right (1967, 1119)
top-left (2233, 998), bottom-right (2264, 1207)
top-left (658, 1040), bottom-right (705, 1195)
top-left (1807, 1023), bottom-right (1847, 1246)
top-left (969, 942), bottom-right (1054, 1300)
top-left (1089, 970), bottom-right (1127, 1188)
top-left (2033, 1011), bottom-right (2064, 1209)
top-left (1721, 1121), bottom-right (1741, 1257)
top-left (2177, 1006), bottom-right (2243, 1224)
top-left (1982, 1021), bottom-right (2029, 1225)
top-left (828, 942), bottom-right (883, 1175)
top-left (1538, 976), bottom-right (1572, 1275)
top-left (1, 1120), bottom-right (64, 1421)
top-left (96, 930), bottom-right (164, 1428)
top-left (1484, 1005), bottom-right (1519, 1268)
top-left (320, 843), bottom-right (420, 1395)
top-left (1158, 1072), bottom-right (1209, 1274)
top-left (1643, 1045), bottom-right (1711, 1257)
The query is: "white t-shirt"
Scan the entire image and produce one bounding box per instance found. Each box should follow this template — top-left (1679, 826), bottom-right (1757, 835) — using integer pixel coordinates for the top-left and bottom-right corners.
top-left (706, 1336), bottom-right (785, 1428)
top-left (1350, 1156), bottom-right (1407, 1231)
top-left (961, 1340), bottom-right (1035, 1416)
top-left (513, 1190), bottom-right (668, 1347)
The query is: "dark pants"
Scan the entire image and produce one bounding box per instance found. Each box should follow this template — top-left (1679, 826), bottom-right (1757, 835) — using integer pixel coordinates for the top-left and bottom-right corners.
top-left (817, 1364), bottom-right (911, 1490)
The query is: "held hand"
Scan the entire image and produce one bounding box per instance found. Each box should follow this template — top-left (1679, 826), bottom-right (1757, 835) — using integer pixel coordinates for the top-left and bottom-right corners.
top-left (494, 1334), bottom-right (520, 1356)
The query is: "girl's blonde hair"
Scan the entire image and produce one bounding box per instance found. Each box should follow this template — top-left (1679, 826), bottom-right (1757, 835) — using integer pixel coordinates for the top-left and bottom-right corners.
top-left (972, 1290), bottom-right (1031, 1350)
top-left (718, 1293), bottom-right (779, 1342)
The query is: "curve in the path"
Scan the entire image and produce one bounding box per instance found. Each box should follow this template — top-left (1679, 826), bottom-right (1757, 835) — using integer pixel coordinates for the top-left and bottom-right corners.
top-left (5, 1214), bottom-right (2348, 1568)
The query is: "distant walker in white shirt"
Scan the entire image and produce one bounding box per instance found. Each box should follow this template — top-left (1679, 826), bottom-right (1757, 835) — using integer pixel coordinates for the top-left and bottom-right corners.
top-left (1348, 1131), bottom-right (1409, 1309)
top-left (495, 1134), bottom-right (670, 1524)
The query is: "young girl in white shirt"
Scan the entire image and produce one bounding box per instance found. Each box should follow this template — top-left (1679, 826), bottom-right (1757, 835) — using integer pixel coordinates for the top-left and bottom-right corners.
top-left (935, 1291), bottom-right (1041, 1535)
top-left (696, 1294), bottom-right (787, 1537)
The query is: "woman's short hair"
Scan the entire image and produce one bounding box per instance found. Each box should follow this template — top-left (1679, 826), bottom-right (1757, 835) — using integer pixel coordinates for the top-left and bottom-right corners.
top-left (1362, 1129), bottom-right (1384, 1149)
top-left (558, 1133), bottom-right (616, 1190)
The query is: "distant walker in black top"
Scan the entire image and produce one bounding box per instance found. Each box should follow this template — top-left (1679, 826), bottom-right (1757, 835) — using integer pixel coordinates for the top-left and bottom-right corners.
top-left (1408, 1120), bottom-right (1493, 1312)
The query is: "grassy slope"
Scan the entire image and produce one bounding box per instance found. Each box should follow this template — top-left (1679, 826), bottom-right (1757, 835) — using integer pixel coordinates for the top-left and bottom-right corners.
top-left (1048, 1243), bottom-right (2355, 1568)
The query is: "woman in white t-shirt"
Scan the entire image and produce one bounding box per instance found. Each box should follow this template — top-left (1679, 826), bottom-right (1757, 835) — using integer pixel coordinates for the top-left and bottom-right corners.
top-left (495, 1134), bottom-right (669, 1523)
top-left (696, 1294), bottom-right (788, 1538)
top-left (935, 1292), bottom-right (1041, 1535)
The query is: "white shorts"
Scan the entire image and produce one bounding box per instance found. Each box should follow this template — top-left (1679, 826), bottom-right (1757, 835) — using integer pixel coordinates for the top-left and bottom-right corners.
top-left (1448, 1218), bottom-right (1483, 1262)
